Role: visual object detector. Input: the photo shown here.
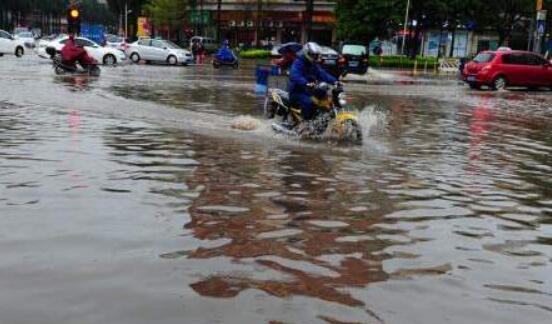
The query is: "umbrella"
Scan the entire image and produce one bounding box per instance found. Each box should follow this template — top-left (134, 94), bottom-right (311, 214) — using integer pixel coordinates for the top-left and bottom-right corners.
top-left (278, 42), bottom-right (303, 55)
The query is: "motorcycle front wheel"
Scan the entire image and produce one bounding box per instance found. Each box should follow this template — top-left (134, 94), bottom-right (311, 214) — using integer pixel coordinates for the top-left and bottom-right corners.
top-left (340, 120), bottom-right (363, 145)
top-left (54, 65), bottom-right (66, 75)
top-left (89, 66), bottom-right (101, 77)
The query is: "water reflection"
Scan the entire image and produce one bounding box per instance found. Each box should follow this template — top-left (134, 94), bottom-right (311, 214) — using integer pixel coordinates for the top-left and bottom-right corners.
top-left (54, 74), bottom-right (98, 92)
top-left (2, 69), bottom-right (552, 323)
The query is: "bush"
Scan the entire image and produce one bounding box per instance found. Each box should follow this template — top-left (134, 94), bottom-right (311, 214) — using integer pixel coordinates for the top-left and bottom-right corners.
top-left (370, 55), bottom-right (439, 69)
top-left (239, 49), bottom-right (271, 59)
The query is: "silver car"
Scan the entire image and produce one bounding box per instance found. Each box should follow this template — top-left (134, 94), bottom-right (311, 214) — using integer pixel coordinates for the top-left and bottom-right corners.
top-left (126, 39), bottom-right (193, 66)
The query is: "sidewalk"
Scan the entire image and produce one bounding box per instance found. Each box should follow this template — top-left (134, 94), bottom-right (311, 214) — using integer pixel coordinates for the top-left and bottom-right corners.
top-left (344, 68), bottom-right (463, 85)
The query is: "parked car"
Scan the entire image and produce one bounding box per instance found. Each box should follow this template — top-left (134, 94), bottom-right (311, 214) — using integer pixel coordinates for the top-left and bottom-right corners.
top-left (319, 46), bottom-right (342, 78)
top-left (35, 34), bottom-right (66, 58)
top-left (340, 44), bottom-right (369, 75)
top-left (463, 50), bottom-right (552, 90)
top-left (106, 34), bottom-right (128, 52)
top-left (127, 38), bottom-right (193, 65)
top-left (15, 31), bottom-right (36, 48)
top-left (189, 36), bottom-right (218, 53)
top-left (38, 36), bottom-right (126, 65)
top-left (0, 29), bottom-right (25, 57)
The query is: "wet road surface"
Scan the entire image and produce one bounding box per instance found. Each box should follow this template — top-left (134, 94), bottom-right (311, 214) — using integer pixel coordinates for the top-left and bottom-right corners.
top-left (1, 55), bottom-right (552, 324)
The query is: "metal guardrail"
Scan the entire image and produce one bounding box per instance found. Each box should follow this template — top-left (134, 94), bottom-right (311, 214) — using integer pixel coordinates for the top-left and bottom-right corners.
top-left (439, 58), bottom-right (460, 73)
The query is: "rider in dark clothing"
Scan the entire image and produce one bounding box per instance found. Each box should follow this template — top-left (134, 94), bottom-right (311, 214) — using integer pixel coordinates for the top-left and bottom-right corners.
top-left (288, 42), bottom-right (337, 120)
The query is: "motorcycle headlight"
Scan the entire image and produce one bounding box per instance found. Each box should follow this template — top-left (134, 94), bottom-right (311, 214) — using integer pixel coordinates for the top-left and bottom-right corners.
top-left (338, 93), bottom-right (347, 106)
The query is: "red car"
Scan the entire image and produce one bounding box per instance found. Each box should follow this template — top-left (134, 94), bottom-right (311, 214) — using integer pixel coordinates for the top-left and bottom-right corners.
top-left (463, 50), bottom-right (552, 90)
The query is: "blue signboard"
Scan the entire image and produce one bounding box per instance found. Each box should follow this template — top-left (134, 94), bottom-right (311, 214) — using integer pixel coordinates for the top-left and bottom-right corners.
top-left (537, 20), bottom-right (546, 36)
top-left (80, 23), bottom-right (106, 45)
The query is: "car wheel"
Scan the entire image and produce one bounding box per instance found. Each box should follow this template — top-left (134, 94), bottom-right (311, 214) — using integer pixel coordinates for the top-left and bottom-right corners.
top-left (15, 46), bottom-right (24, 57)
top-left (492, 76), bottom-right (507, 91)
top-left (0, 53), bottom-right (4, 57)
top-left (469, 83), bottom-right (480, 90)
top-left (130, 52), bottom-right (140, 63)
top-left (167, 55), bottom-right (178, 66)
top-left (103, 54), bottom-right (116, 65)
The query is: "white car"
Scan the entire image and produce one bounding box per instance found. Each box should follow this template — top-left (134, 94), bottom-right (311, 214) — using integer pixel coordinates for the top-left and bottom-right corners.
top-left (15, 31), bottom-right (36, 48)
top-left (0, 29), bottom-right (26, 57)
top-left (105, 34), bottom-right (128, 52)
top-left (126, 39), bottom-right (193, 65)
top-left (36, 36), bottom-right (126, 65)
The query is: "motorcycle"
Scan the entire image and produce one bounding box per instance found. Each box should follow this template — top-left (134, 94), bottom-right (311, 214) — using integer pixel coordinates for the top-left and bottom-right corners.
top-left (47, 47), bottom-right (101, 76)
top-left (212, 55), bottom-right (239, 69)
top-left (264, 82), bottom-right (363, 144)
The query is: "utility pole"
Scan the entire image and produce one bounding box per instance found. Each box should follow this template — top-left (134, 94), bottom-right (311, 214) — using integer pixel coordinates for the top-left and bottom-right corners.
top-left (119, 11), bottom-right (123, 37)
top-left (124, 2), bottom-right (128, 39)
top-left (217, 0), bottom-right (222, 42)
top-left (200, 0), bottom-right (204, 36)
top-left (305, 0), bottom-right (314, 42)
top-left (255, 0), bottom-right (262, 46)
top-left (401, 0), bottom-right (411, 56)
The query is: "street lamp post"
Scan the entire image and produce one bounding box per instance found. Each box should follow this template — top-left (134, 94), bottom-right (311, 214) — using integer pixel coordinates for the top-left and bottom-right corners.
top-left (401, 0), bottom-right (411, 56)
top-left (125, 2), bottom-right (132, 40)
top-left (124, 2), bottom-right (128, 39)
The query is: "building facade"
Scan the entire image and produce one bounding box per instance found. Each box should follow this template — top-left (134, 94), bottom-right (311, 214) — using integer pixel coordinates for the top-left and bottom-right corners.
top-left (186, 0), bottom-right (336, 46)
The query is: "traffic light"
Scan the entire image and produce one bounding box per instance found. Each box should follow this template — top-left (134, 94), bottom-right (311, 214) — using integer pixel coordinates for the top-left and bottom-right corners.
top-left (67, 5), bottom-right (81, 34)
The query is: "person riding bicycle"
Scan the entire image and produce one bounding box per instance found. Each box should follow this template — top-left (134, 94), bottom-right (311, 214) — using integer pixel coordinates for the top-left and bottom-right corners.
top-left (60, 35), bottom-right (95, 68)
top-left (288, 42), bottom-right (337, 120)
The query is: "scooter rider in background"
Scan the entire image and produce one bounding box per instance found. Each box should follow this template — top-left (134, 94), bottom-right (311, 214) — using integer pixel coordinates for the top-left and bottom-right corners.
top-left (214, 39), bottom-right (236, 63)
top-left (288, 42), bottom-right (339, 120)
top-left (60, 34), bottom-right (96, 69)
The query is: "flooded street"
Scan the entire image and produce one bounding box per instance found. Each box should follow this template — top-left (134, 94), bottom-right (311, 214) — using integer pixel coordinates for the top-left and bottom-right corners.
top-left (1, 56), bottom-right (552, 324)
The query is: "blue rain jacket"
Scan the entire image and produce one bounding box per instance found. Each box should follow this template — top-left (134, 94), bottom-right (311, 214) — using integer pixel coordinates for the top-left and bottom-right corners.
top-left (215, 46), bottom-right (236, 62)
top-left (288, 55), bottom-right (336, 95)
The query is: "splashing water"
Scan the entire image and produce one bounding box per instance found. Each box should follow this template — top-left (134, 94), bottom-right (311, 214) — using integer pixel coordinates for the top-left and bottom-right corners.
top-left (231, 115), bottom-right (262, 131)
top-left (358, 104), bottom-right (388, 137)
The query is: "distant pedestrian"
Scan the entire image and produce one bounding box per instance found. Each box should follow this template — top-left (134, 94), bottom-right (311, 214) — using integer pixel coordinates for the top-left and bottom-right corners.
top-left (191, 40), bottom-right (199, 62)
top-left (197, 40), bottom-right (206, 65)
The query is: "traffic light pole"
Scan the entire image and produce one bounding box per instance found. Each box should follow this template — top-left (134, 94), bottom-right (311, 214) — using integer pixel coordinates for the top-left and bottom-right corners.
top-left (401, 0), bottom-right (411, 56)
top-left (125, 2), bottom-right (128, 39)
top-left (306, 0), bottom-right (314, 42)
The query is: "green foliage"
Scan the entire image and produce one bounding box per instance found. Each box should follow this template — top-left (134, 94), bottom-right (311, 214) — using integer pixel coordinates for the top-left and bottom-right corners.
top-left (369, 55), bottom-right (438, 68)
top-left (337, 0), bottom-right (552, 47)
top-left (238, 49), bottom-right (271, 59)
top-left (144, 0), bottom-right (186, 30)
top-left (337, 0), bottom-right (401, 43)
top-left (0, 0), bottom-right (115, 31)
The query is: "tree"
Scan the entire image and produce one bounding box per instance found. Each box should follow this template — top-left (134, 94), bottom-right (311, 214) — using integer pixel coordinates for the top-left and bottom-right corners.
top-left (336, 0), bottom-right (402, 44)
top-left (475, 0), bottom-right (533, 46)
top-left (144, 0), bottom-right (187, 39)
top-left (106, 0), bottom-right (147, 37)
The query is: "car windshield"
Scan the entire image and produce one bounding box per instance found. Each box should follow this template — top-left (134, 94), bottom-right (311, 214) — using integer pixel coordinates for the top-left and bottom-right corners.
top-left (342, 45), bottom-right (366, 56)
top-left (163, 40), bottom-right (181, 49)
top-left (107, 35), bottom-right (123, 43)
top-left (473, 53), bottom-right (495, 63)
top-left (321, 47), bottom-right (337, 55)
top-left (18, 32), bottom-right (33, 38)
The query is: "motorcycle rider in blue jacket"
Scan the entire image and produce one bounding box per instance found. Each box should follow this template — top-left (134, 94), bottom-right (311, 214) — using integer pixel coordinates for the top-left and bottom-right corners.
top-left (288, 42), bottom-right (337, 120)
top-left (215, 39), bottom-right (236, 63)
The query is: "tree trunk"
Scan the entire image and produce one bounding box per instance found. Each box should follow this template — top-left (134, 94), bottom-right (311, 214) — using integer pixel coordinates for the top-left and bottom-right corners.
top-left (449, 28), bottom-right (456, 57)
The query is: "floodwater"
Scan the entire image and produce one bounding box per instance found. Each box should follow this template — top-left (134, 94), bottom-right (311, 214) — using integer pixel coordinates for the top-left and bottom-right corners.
top-left (1, 56), bottom-right (552, 324)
